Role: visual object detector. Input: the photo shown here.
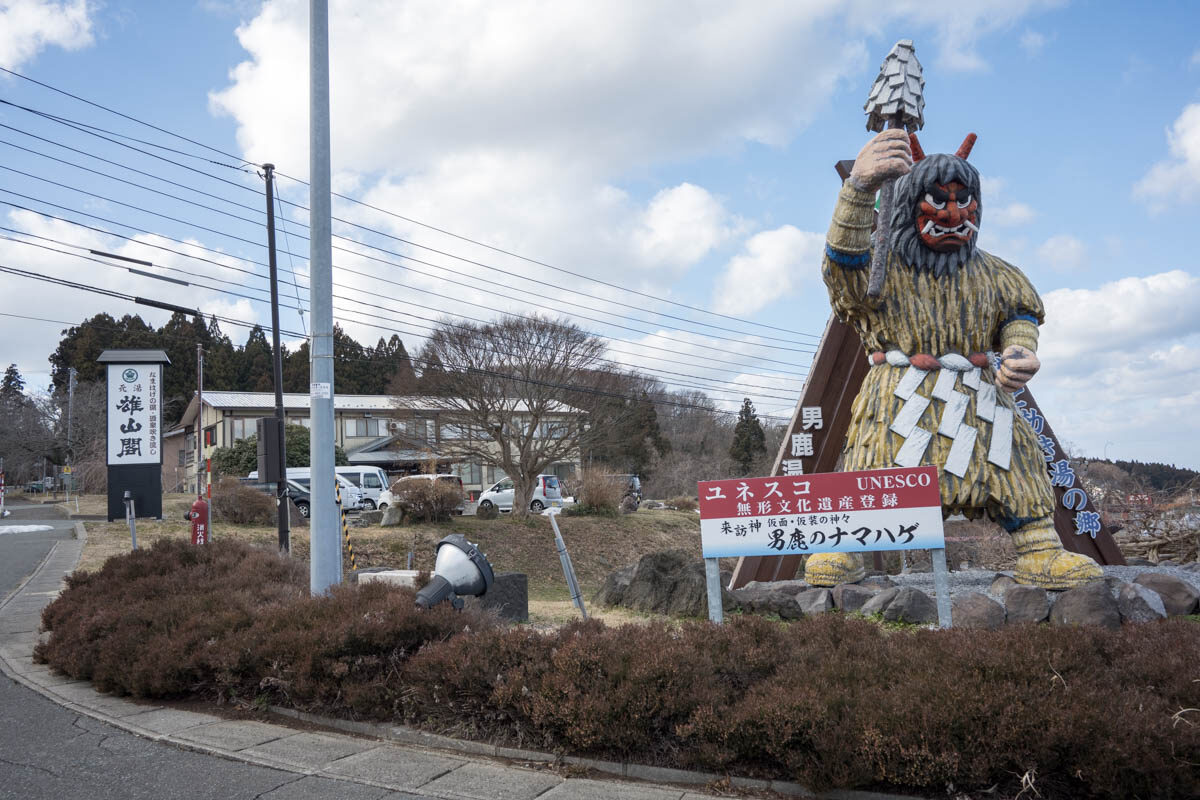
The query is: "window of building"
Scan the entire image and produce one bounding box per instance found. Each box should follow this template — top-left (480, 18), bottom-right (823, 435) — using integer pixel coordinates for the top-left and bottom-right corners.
top-left (204, 426), bottom-right (217, 446)
top-left (230, 418), bottom-right (254, 441)
top-left (540, 421), bottom-right (568, 439)
top-left (487, 465), bottom-right (507, 485)
top-left (344, 418), bottom-right (384, 438)
top-left (289, 416), bottom-right (311, 429)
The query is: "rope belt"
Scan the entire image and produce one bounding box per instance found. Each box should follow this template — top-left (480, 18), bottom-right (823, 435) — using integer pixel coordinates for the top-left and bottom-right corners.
top-left (869, 350), bottom-right (990, 370)
top-left (871, 349), bottom-right (1013, 477)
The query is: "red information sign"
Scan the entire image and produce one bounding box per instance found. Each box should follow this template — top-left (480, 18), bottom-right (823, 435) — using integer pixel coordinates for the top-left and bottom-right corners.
top-left (698, 466), bottom-right (945, 558)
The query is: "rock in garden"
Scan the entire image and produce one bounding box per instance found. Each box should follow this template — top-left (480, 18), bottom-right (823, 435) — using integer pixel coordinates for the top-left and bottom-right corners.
top-left (358, 510), bottom-right (384, 526)
top-left (742, 579), bottom-right (809, 596)
top-left (832, 583), bottom-right (877, 613)
top-left (859, 587), bottom-right (899, 616)
top-left (381, 504), bottom-right (404, 527)
top-left (1117, 582), bottom-right (1167, 624)
top-left (1004, 585), bottom-right (1050, 624)
top-left (882, 586), bottom-right (937, 625)
top-left (730, 587), bottom-right (803, 620)
top-left (990, 573), bottom-right (1017, 598)
top-left (952, 591), bottom-right (1005, 630)
top-left (796, 588), bottom-right (833, 615)
top-left (1132, 573), bottom-right (1200, 616)
top-left (1124, 557), bottom-right (1156, 567)
top-left (861, 574), bottom-right (896, 590)
top-left (1050, 582), bottom-right (1120, 630)
top-left (593, 564), bottom-right (635, 607)
top-left (621, 550), bottom-right (732, 617)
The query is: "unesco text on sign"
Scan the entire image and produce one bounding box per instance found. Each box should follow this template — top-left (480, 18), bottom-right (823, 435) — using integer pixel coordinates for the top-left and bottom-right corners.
top-left (698, 466), bottom-right (945, 559)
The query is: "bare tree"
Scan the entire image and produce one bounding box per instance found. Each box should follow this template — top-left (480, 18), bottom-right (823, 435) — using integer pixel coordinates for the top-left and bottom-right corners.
top-left (408, 315), bottom-right (609, 518)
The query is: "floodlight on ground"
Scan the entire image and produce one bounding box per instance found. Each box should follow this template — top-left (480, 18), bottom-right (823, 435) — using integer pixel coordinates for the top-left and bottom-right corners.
top-left (415, 533), bottom-right (495, 610)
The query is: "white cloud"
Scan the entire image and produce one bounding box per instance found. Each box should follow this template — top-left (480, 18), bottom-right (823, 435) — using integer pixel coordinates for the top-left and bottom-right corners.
top-left (711, 226), bottom-right (825, 316)
top-left (0, 0), bottom-right (93, 70)
top-left (989, 202), bottom-right (1036, 227)
top-left (1018, 29), bottom-right (1050, 56)
top-left (1134, 103), bottom-right (1200, 207)
top-left (1035, 234), bottom-right (1086, 271)
top-left (634, 184), bottom-right (738, 270)
top-left (1034, 270), bottom-right (1200, 469)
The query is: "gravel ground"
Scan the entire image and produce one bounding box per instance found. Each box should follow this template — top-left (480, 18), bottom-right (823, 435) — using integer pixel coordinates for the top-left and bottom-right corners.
top-left (887, 563), bottom-right (1200, 600)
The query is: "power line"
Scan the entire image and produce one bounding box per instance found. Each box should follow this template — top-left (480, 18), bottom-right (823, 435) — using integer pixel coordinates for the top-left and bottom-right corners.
top-left (0, 71), bottom-right (820, 342)
top-left (0, 273), bottom-right (791, 421)
top-left (0, 192), bottom-right (809, 385)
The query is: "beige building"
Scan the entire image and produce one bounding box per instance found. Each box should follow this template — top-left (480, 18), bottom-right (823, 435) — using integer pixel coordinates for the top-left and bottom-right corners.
top-left (168, 391), bottom-right (581, 498)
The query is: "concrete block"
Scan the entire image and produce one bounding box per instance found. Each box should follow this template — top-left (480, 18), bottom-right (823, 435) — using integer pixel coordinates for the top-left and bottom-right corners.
top-left (421, 762), bottom-right (561, 800)
top-left (357, 570), bottom-right (421, 589)
top-left (243, 731), bottom-right (375, 769)
top-left (121, 707), bottom-right (223, 735)
top-left (323, 745), bottom-right (464, 790)
top-left (174, 719), bottom-right (289, 751)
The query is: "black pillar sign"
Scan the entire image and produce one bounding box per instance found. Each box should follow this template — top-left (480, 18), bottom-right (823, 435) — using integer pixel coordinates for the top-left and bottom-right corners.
top-left (100, 350), bottom-right (169, 521)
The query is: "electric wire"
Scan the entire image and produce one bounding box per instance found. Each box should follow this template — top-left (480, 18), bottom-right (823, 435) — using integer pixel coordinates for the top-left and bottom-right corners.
top-left (0, 74), bottom-right (819, 341)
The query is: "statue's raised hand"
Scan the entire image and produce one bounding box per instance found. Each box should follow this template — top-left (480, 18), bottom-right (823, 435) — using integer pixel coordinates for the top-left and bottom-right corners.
top-left (848, 130), bottom-right (912, 193)
top-left (997, 345), bottom-right (1040, 393)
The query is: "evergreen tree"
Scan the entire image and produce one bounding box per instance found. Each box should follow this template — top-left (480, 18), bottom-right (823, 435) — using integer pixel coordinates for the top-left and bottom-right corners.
top-left (282, 340), bottom-right (310, 393)
top-left (204, 317), bottom-right (238, 391)
top-left (729, 398), bottom-right (766, 476)
top-left (383, 334), bottom-right (418, 394)
top-left (1, 364), bottom-right (25, 403)
top-left (332, 324), bottom-right (368, 393)
top-left (417, 351), bottom-right (447, 395)
top-left (238, 326), bottom-right (275, 392)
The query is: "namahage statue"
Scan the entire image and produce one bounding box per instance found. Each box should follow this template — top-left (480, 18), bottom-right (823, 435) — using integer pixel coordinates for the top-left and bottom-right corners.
top-left (804, 128), bottom-right (1103, 589)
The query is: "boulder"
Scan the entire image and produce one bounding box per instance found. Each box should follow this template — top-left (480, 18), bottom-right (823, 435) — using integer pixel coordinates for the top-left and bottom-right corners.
top-left (796, 588), bottom-right (833, 615)
top-left (1132, 573), bottom-right (1200, 616)
top-left (952, 591), bottom-right (1006, 630)
top-left (730, 587), bottom-right (803, 620)
top-left (1050, 582), bottom-right (1121, 630)
top-left (859, 587), bottom-right (899, 616)
top-left (742, 579), bottom-right (810, 596)
top-left (832, 583), bottom-right (878, 613)
top-left (1004, 585), bottom-right (1050, 624)
top-left (1117, 582), bottom-right (1167, 624)
top-left (989, 573), bottom-right (1018, 598)
top-left (882, 586), bottom-right (937, 625)
top-left (1124, 557), bottom-right (1156, 567)
top-left (466, 572), bottom-right (528, 622)
top-left (381, 504), bottom-right (405, 527)
top-left (620, 550), bottom-right (732, 618)
top-left (861, 575), bottom-right (897, 590)
top-left (593, 564), bottom-right (635, 607)
top-left (358, 510), bottom-right (384, 526)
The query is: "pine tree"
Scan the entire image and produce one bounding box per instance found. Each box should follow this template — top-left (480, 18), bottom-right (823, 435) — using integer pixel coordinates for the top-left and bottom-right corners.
top-left (1, 364), bottom-right (25, 408)
top-left (383, 334), bottom-right (418, 394)
top-left (204, 317), bottom-right (238, 391)
top-left (239, 326), bottom-right (275, 392)
top-left (729, 398), bottom-right (766, 476)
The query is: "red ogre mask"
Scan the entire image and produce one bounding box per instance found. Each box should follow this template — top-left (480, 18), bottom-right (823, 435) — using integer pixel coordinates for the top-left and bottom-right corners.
top-left (916, 180), bottom-right (979, 252)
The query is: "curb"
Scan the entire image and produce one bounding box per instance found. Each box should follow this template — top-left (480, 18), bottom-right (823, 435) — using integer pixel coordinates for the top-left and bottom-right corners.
top-left (0, 524), bottom-right (925, 800)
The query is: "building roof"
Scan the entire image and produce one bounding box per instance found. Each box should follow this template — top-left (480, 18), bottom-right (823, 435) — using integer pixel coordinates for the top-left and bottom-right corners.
top-left (98, 349), bottom-right (171, 364)
top-left (178, 391), bottom-right (584, 427)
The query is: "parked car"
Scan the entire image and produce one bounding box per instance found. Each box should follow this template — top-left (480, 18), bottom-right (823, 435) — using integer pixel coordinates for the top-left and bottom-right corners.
top-left (238, 477), bottom-right (313, 518)
top-left (332, 466), bottom-right (389, 509)
top-left (377, 474), bottom-right (466, 515)
top-left (477, 474), bottom-right (563, 514)
top-left (605, 474), bottom-right (643, 505)
top-left (246, 468), bottom-right (365, 510)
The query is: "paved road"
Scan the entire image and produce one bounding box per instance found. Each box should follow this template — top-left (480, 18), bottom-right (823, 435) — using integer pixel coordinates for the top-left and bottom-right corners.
top-left (0, 501), bottom-right (430, 800)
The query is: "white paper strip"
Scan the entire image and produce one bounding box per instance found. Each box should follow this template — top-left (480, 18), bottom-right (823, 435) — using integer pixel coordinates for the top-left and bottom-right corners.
top-left (944, 425), bottom-right (978, 478)
top-left (976, 382), bottom-right (997, 422)
top-left (890, 394), bottom-right (931, 438)
top-left (938, 391), bottom-right (970, 438)
top-left (894, 366), bottom-right (929, 400)
top-left (931, 368), bottom-right (958, 402)
top-left (894, 427), bottom-right (932, 467)
top-left (988, 406), bottom-right (1013, 470)
top-left (962, 366), bottom-right (981, 391)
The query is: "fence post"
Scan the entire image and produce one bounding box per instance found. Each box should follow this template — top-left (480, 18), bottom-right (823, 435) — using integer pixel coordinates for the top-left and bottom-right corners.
top-left (705, 557), bottom-right (724, 624)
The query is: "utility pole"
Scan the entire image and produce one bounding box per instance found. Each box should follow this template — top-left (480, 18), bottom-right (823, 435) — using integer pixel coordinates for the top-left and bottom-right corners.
top-left (66, 367), bottom-right (76, 509)
top-left (195, 342), bottom-right (204, 497)
top-left (263, 163), bottom-right (290, 554)
top-left (309, 0), bottom-right (341, 594)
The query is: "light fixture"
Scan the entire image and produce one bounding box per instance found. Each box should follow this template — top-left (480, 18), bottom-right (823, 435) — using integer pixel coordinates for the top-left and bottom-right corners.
top-left (415, 533), bottom-right (494, 610)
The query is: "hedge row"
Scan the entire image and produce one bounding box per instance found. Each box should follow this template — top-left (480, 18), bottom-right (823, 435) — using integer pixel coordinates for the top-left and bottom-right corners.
top-left (35, 539), bottom-right (1200, 799)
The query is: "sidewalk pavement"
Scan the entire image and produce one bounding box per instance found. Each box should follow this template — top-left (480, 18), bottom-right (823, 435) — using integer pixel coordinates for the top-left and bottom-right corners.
top-left (0, 524), bottom-right (913, 800)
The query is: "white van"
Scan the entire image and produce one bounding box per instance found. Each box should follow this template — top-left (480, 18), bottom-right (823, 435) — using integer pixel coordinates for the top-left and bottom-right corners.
top-left (477, 474), bottom-right (563, 514)
top-left (332, 466), bottom-right (390, 509)
top-left (247, 468), bottom-right (365, 510)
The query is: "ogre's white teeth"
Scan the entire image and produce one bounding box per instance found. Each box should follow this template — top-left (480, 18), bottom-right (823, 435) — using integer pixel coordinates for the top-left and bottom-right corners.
top-left (964, 220), bottom-right (979, 233)
top-left (922, 220), bottom-right (935, 234)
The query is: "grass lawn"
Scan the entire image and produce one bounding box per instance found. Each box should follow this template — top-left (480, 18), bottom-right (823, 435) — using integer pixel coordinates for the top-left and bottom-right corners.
top-left (69, 495), bottom-right (708, 625)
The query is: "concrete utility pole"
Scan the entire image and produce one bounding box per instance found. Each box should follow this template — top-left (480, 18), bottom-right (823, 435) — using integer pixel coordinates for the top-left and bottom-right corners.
top-left (195, 343), bottom-right (204, 496)
top-left (66, 367), bottom-right (76, 508)
top-left (309, 0), bottom-right (341, 593)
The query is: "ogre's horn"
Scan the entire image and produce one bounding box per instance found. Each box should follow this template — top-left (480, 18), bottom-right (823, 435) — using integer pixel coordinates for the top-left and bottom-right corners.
top-left (956, 133), bottom-right (977, 160)
top-left (909, 133), bottom-right (925, 162)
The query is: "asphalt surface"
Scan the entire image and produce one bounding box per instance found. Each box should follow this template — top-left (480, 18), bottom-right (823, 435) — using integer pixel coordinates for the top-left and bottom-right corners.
top-left (0, 501), bottom-right (435, 800)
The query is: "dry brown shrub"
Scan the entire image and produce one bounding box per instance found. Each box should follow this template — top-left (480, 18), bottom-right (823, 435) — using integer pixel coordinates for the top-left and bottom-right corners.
top-left (210, 477), bottom-right (276, 525)
top-left (575, 469), bottom-right (625, 515)
top-left (389, 476), bottom-right (462, 523)
top-left (667, 496), bottom-right (698, 512)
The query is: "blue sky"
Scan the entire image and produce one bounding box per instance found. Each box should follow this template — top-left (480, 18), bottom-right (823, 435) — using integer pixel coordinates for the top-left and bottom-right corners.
top-left (1, 0), bottom-right (1198, 470)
